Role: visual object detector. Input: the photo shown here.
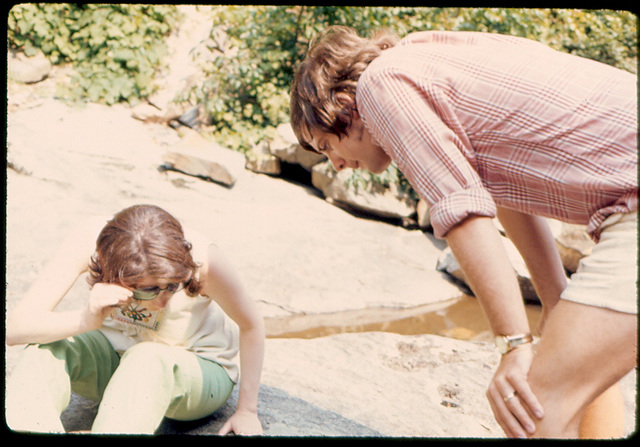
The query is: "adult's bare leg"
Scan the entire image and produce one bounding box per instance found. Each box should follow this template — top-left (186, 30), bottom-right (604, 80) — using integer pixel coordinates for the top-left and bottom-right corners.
top-left (579, 382), bottom-right (625, 439)
top-left (527, 300), bottom-right (637, 438)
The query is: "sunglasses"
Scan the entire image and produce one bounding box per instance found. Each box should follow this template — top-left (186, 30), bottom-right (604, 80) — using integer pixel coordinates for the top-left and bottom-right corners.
top-left (132, 282), bottom-right (185, 301)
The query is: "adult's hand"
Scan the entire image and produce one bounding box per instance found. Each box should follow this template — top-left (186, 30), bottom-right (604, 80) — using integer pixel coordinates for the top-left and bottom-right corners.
top-left (486, 344), bottom-right (544, 438)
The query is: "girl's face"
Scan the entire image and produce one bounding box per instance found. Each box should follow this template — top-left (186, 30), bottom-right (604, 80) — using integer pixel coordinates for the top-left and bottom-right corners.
top-left (130, 276), bottom-right (186, 311)
top-left (308, 113), bottom-right (391, 174)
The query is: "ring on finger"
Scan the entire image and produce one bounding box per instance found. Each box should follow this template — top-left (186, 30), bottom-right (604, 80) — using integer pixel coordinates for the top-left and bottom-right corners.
top-left (503, 391), bottom-right (517, 403)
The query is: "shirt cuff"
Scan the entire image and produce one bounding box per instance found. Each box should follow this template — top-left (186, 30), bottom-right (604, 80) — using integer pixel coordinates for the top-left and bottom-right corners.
top-left (429, 186), bottom-right (497, 239)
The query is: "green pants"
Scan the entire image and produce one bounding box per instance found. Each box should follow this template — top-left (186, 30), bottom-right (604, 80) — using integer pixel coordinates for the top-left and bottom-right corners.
top-left (6, 331), bottom-right (234, 434)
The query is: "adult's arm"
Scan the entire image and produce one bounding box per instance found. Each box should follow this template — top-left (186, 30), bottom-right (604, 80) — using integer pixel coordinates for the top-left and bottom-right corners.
top-left (445, 215), bottom-right (544, 438)
top-left (496, 206), bottom-right (567, 333)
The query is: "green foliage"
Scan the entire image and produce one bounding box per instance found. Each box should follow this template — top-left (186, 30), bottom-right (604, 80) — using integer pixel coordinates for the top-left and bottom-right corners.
top-left (188, 6), bottom-right (636, 193)
top-left (179, 6), bottom-right (301, 152)
top-left (8, 3), bottom-right (178, 105)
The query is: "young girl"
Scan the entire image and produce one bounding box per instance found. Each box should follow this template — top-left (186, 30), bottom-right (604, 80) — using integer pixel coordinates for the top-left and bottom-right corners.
top-left (6, 204), bottom-right (264, 435)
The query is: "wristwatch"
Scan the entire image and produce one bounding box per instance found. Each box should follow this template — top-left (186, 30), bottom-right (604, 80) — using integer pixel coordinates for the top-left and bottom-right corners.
top-left (495, 333), bottom-right (533, 355)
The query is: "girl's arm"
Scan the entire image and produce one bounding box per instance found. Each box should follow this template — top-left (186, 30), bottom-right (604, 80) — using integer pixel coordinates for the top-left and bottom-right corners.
top-left (6, 216), bottom-right (128, 346)
top-left (201, 244), bottom-right (265, 435)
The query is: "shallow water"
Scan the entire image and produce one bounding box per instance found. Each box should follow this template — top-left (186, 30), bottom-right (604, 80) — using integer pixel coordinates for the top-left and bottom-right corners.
top-left (265, 294), bottom-right (542, 341)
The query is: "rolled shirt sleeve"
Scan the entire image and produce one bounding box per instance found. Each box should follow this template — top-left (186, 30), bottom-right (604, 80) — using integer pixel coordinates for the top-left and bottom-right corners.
top-left (356, 31), bottom-right (637, 241)
top-left (357, 55), bottom-right (497, 238)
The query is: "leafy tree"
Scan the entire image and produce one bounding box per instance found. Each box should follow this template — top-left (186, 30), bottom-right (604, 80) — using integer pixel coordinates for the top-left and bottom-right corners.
top-left (8, 3), bottom-right (178, 104)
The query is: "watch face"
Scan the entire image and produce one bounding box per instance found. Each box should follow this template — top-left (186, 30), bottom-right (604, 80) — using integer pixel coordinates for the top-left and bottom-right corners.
top-left (495, 336), bottom-right (508, 353)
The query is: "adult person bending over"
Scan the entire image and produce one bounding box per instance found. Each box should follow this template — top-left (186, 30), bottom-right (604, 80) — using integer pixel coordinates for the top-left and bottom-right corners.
top-left (6, 204), bottom-right (265, 435)
top-left (290, 26), bottom-right (636, 438)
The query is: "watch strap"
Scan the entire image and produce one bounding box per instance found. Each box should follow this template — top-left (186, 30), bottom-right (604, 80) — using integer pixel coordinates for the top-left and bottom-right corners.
top-left (496, 333), bottom-right (533, 354)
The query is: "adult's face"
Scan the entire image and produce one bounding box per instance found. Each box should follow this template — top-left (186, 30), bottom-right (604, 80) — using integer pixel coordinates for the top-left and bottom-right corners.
top-left (308, 113), bottom-right (391, 174)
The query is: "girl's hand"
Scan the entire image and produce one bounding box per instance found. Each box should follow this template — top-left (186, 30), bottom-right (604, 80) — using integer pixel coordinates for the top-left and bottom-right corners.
top-left (83, 283), bottom-right (132, 331)
top-left (218, 409), bottom-right (262, 436)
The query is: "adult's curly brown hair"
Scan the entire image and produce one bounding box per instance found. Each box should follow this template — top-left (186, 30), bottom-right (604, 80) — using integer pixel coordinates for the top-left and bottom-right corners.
top-left (87, 204), bottom-right (202, 297)
top-left (290, 25), bottom-right (398, 153)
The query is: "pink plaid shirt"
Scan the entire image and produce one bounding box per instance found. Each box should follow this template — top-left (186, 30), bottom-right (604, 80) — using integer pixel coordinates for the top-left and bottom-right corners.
top-left (357, 31), bottom-right (637, 241)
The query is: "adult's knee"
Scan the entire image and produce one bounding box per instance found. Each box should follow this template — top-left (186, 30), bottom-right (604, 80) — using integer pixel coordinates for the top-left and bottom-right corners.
top-left (525, 302), bottom-right (637, 438)
top-left (526, 359), bottom-right (584, 437)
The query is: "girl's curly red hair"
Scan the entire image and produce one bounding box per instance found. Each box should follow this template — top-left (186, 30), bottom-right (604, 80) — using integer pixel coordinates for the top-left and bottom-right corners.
top-left (87, 204), bottom-right (201, 296)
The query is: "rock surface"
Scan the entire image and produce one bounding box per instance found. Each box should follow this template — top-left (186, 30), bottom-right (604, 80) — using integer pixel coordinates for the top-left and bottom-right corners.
top-left (5, 5), bottom-right (635, 437)
top-left (262, 332), bottom-right (504, 437)
top-left (162, 150), bottom-right (236, 187)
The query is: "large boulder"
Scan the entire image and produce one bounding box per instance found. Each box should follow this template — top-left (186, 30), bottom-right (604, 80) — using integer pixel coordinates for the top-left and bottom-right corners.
top-left (312, 161), bottom-right (417, 220)
top-left (245, 139), bottom-right (282, 175)
top-left (547, 219), bottom-right (594, 273)
top-left (436, 218), bottom-right (597, 304)
top-left (269, 123), bottom-right (327, 172)
top-left (250, 123), bottom-right (418, 223)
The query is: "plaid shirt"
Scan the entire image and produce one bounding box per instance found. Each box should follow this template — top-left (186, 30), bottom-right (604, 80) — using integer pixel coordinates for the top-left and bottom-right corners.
top-left (357, 31), bottom-right (637, 241)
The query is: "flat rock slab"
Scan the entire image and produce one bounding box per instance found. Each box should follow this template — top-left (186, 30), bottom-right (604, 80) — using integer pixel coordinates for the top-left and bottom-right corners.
top-left (262, 332), bottom-right (503, 437)
top-left (261, 332), bottom-right (638, 438)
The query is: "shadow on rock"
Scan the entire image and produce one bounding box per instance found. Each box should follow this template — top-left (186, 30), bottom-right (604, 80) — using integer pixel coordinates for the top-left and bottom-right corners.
top-left (60, 385), bottom-right (381, 436)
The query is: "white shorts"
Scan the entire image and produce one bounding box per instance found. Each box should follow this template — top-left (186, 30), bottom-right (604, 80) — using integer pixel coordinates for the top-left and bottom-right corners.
top-left (561, 212), bottom-right (637, 314)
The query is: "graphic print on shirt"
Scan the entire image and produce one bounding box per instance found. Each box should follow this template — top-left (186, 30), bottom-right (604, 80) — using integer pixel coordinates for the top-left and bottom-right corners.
top-left (113, 301), bottom-right (163, 330)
